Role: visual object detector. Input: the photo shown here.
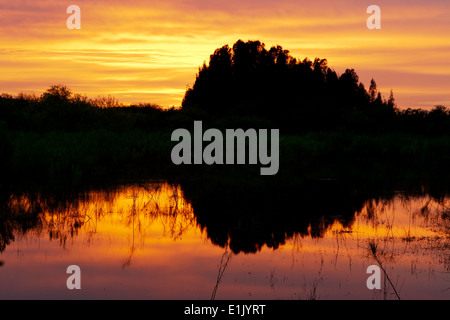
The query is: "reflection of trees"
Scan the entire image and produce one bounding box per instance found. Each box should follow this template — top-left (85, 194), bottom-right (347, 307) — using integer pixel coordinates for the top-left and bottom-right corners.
top-left (180, 178), bottom-right (450, 254)
top-left (361, 192), bottom-right (450, 238)
top-left (0, 180), bottom-right (448, 258)
top-left (0, 191), bottom-right (89, 252)
top-left (179, 179), bottom-right (370, 254)
top-left (0, 183), bottom-right (195, 258)
top-left (0, 192), bottom-right (44, 253)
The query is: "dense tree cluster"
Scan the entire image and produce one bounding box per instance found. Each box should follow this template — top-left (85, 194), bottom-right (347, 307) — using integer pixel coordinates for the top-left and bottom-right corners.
top-left (182, 40), bottom-right (398, 131)
top-left (0, 40), bottom-right (449, 186)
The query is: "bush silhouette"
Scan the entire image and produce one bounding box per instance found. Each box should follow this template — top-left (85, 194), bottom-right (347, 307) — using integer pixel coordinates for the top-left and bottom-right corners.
top-left (41, 85), bottom-right (73, 104)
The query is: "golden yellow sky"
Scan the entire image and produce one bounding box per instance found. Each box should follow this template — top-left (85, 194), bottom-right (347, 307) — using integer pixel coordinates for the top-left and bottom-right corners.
top-left (1, 0), bottom-right (449, 108)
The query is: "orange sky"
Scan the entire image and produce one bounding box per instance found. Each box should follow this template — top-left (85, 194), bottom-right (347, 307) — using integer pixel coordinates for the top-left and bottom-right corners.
top-left (1, 0), bottom-right (449, 108)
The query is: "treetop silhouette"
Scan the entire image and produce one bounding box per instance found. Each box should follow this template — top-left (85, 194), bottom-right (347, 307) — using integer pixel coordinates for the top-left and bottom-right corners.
top-left (182, 40), bottom-right (397, 131)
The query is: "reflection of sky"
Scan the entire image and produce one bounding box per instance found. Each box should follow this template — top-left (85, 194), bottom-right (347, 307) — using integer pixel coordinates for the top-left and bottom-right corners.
top-left (0, 184), bottom-right (448, 299)
top-left (0, 0), bottom-right (449, 108)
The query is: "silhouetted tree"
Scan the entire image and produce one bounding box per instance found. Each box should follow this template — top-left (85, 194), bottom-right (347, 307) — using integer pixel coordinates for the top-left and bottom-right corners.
top-left (41, 85), bottom-right (73, 104)
top-left (182, 40), bottom-right (396, 132)
top-left (369, 79), bottom-right (378, 102)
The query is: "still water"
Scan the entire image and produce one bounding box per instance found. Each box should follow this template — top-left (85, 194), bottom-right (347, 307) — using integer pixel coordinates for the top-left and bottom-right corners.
top-left (0, 181), bottom-right (448, 300)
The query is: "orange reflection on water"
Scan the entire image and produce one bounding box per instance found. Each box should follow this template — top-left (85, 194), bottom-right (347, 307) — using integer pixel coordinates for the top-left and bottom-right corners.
top-left (0, 183), bottom-right (448, 300)
top-left (267, 195), bottom-right (449, 300)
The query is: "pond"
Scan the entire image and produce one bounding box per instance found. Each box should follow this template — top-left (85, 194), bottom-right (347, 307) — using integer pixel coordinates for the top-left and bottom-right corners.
top-left (0, 181), bottom-right (448, 300)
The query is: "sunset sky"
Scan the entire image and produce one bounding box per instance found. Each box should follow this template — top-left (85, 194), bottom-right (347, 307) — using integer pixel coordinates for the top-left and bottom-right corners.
top-left (1, 0), bottom-right (449, 108)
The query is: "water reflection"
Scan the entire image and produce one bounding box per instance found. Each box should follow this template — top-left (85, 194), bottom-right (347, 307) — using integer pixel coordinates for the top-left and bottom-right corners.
top-left (1, 183), bottom-right (195, 255)
top-left (0, 181), bottom-right (448, 299)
